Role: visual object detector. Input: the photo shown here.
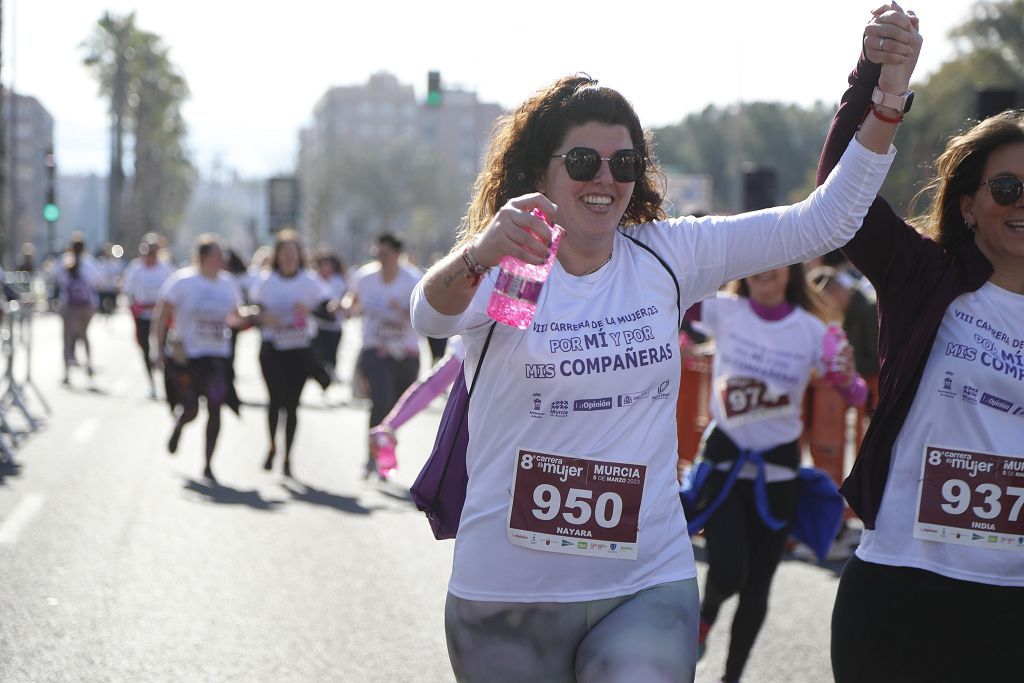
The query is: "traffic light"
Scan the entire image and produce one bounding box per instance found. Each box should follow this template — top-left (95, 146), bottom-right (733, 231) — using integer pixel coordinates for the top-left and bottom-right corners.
top-left (43, 148), bottom-right (59, 223)
top-left (427, 71), bottom-right (442, 108)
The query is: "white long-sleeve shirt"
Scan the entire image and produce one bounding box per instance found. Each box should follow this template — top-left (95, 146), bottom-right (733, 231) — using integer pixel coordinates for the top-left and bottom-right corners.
top-left (412, 138), bottom-right (895, 602)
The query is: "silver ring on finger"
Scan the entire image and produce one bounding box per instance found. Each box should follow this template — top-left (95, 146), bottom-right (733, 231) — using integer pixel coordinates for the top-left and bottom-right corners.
top-left (879, 37), bottom-right (886, 51)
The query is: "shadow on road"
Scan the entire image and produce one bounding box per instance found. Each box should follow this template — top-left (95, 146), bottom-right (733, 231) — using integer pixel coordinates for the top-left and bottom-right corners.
top-left (282, 480), bottom-right (375, 515)
top-left (376, 486), bottom-right (415, 506)
top-left (0, 459), bottom-right (21, 484)
top-left (182, 478), bottom-right (285, 511)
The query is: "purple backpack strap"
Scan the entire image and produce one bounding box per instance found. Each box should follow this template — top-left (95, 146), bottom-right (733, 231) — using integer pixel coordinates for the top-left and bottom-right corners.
top-left (409, 322), bottom-right (497, 539)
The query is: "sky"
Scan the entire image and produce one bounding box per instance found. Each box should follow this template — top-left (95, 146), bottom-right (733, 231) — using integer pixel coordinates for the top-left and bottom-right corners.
top-left (5, 1), bottom-right (974, 179)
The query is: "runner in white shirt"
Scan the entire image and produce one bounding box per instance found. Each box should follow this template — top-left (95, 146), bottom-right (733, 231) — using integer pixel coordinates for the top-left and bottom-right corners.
top-left (313, 250), bottom-right (349, 381)
top-left (347, 234), bottom-right (422, 478)
top-left (248, 230), bottom-right (333, 477)
top-left (411, 31), bottom-right (914, 680)
top-left (54, 233), bottom-right (102, 386)
top-left (686, 272), bottom-right (865, 683)
top-left (827, 9), bottom-right (1024, 683)
top-left (154, 234), bottom-right (252, 483)
top-left (122, 233), bottom-right (175, 398)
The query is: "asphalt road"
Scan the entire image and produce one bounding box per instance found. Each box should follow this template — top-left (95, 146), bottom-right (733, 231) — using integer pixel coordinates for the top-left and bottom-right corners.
top-left (0, 309), bottom-right (850, 682)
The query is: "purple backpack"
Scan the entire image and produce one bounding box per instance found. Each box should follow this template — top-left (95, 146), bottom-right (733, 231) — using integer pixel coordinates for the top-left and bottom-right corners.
top-left (409, 322), bottom-right (496, 540)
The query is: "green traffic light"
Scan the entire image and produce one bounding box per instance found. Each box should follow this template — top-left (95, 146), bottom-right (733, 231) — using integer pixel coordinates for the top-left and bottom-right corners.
top-left (43, 203), bottom-right (60, 222)
top-left (427, 91), bottom-right (442, 108)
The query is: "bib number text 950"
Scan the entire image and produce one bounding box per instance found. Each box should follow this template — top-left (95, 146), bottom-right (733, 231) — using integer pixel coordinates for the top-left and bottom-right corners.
top-left (532, 485), bottom-right (623, 528)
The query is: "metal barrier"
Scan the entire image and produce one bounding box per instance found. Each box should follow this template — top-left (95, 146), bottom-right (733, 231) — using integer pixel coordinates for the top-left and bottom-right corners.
top-left (0, 271), bottom-right (49, 464)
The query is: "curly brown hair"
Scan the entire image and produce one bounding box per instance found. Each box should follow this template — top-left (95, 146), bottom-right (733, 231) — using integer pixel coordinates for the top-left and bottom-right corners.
top-left (910, 109), bottom-right (1024, 258)
top-left (456, 75), bottom-right (667, 247)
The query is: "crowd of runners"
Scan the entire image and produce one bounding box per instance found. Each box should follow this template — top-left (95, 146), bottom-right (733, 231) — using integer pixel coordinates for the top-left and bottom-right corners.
top-left (24, 3), bottom-right (1024, 681)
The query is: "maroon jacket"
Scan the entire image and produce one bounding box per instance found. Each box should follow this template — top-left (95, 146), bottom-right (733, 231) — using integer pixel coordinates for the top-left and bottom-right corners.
top-left (815, 57), bottom-right (993, 528)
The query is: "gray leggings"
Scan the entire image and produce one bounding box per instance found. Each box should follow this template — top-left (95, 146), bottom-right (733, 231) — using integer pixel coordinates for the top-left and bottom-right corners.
top-left (445, 578), bottom-right (699, 683)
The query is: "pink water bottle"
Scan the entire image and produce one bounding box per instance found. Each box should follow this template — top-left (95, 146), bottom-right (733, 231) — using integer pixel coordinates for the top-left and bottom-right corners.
top-left (823, 323), bottom-right (850, 385)
top-left (370, 426), bottom-right (398, 479)
top-left (486, 208), bottom-right (561, 330)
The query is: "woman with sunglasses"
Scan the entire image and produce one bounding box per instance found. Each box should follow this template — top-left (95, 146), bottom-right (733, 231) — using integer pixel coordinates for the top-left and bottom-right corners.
top-left (818, 7), bottom-right (1023, 683)
top-left (410, 21), bottom-right (919, 681)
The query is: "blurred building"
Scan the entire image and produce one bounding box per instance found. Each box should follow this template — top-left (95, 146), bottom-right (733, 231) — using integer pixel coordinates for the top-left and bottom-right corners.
top-left (178, 167), bottom-right (268, 264)
top-left (662, 170), bottom-right (713, 217)
top-left (298, 72), bottom-right (503, 265)
top-left (55, 173), bottom-right (107, 251)
top-left (3, 89), bottom-right (55, 265)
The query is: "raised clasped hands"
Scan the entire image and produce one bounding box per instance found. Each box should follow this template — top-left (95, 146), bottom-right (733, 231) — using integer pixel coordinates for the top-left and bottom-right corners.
top-left (864, 3), bottom-right (923, 96)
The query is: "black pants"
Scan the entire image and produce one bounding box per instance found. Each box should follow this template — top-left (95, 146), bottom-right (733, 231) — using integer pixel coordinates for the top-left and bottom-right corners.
top-left (832, 555), bottom-right (1024, 683)
top-left (357, 348), bottom-right (419, 457)
top-left (260, 342), bottom-right (330, 457)
top-left (314, 329), bottom-right (342, 369)
top-left (701, 473), bottom-right (799, 681)
top-left (427, 336), bottom-right (448, 363)
top-left (133, 316), bottom-right (154, 380)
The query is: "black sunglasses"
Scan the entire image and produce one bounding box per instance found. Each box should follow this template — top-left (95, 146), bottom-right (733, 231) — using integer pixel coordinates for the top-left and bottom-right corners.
top-left (551, 147), bottom-right (645, 183)
top-left (983, 176), bottom-right (1024, 206)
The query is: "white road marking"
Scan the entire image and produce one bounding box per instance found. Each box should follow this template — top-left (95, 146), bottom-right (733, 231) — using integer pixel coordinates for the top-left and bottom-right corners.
top-left (71, 418), bottom-right (99, 443)
top-left (0, 493), bottom-right (45, 545)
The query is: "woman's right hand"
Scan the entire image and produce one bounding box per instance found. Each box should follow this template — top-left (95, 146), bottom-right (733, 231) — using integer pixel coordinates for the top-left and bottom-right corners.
top-left (471, 193), bottom-right (560, 268)
top-left (864, 3), bottom-right (922, 96)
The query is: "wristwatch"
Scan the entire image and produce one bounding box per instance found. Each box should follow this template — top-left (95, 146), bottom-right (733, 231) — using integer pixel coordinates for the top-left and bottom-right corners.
top-left (872, 87), bottom-right (914, 113)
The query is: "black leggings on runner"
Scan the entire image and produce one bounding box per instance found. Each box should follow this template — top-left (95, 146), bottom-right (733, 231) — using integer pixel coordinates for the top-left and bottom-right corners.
top-left (260, 343), bottom-right (329, 462)
top-left (314, 329), bottom-right (342, 370)
top-left (832, 555), bottom-right (1024, 683)
top-left (133, 316), bottom-right (154, 383)
top-left (700, 473), bottom-right (799, 682)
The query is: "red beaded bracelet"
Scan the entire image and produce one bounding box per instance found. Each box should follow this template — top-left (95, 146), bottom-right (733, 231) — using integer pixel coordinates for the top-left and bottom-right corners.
top-left (870, 103), bottom-right (904, 124)
top-left (461, 246), bottom-right (489, 287)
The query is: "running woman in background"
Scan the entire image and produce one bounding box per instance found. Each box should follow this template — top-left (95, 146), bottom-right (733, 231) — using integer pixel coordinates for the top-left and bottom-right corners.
top-left (55, 232), bottom-right (101, 386)
top-left (410, 19), bottom-right (915, 677)
top-left (369, 336), bottom-right (465, 478)
top-left (348, 234), bottom-right (423, 478)
top-left (313, 249), bottom-right (349, 383)
top-left (122, 233), bottom-right (174, 399)
top-left (686, 264), bottom-right (865, 683)
top-left (248, 230), bottom-right (333, 477)
top-left (819, 7), bottom-right (1024, 682)
top-left (154, 234), bottom-right (251, 483)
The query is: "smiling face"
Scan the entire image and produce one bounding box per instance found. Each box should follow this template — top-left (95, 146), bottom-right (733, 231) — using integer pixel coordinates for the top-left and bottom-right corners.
top-left (961, 141), bottom-right (1024, 275)
top-left (536, 121), bottom-right (635, 246)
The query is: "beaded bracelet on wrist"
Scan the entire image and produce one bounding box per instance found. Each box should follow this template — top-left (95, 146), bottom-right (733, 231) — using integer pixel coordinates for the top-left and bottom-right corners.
top-left (461, 246), bottom-right (490, 286)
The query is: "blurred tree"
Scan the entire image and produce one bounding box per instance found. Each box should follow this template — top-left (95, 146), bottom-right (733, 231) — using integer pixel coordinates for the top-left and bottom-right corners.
top-left (654, 1), bottom-right (1024, 217)
top-left (654, 102), bottom-right (833, 213)
top-left (882, 0), bottom-right (1024, 216)
top-left (82, 13), bottom-right (194, 248)
top-left (301, 139), bottom-right (457, 266)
